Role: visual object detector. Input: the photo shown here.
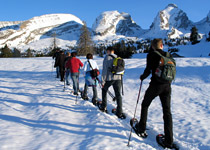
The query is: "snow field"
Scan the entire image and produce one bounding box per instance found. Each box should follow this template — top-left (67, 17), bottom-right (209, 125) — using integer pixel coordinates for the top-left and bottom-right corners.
top-left (0, 56), bottom-right (209, 150)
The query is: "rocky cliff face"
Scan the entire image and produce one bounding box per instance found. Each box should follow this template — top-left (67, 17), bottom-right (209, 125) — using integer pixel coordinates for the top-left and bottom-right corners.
top-left (144, 4), bottom-right (193, 38)
top-left (92, 11), bottom-right (144, 37)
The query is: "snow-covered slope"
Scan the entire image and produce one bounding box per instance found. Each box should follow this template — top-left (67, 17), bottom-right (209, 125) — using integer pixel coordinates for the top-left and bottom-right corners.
top-left (0, 55), bottom-right (209, 150)
top-left (0, 14), bottom-right (83, 51)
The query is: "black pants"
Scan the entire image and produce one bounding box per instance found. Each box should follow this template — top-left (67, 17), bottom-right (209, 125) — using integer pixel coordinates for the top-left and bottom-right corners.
top-left (102, 80), bottom-right (122, 114)
top-left (137, 83), bottom-right (173, 145)
top-left (59, 66), bottom-right (65, 81)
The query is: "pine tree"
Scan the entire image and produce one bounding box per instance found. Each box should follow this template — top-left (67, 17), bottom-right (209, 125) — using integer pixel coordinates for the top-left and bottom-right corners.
top-left (77, 21), bottom-right (94, 56)
top-left (26, 48), bottom-right (33, 57)
top-left (190, 26), bottom-right (200, 44)
top-left (13, 48), bottom-right (21, 57)
top-left (0, 45), bottom-right (12, 57)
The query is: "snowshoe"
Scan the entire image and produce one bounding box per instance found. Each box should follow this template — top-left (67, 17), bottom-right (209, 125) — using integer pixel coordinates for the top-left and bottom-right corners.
top-left (97, 101), bottom-right (108, 113)
top-left (111, 108), bottom-right (126, 119)
top-left (156, 134), bottom-right (179, 150)
top-left (80, 91), bottom-right (89, 100)
top-left (130, 118), bottom-right (148, 138)
top-left (92, 98), bottom-right (98, 106)
top-left (82, 96), bottom-right (89, 100)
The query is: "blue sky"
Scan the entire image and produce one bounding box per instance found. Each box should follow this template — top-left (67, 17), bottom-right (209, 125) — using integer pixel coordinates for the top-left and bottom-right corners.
top-left (1, 0), bottom-right (210, 29)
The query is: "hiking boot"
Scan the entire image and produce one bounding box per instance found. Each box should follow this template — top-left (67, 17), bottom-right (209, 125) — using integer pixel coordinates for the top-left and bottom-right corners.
top-left (97, 101), bottom-right (107, 113)
top-left (133, 124), bottom-right (148, 138)
top-left (73, 92), bottom-right (78, 96)
top-left (92, 98), bottom-right (98, 106)
top-left (116, 113), bottom-right (126, 119)
top-left (82, 96), bottom-right (89, 100)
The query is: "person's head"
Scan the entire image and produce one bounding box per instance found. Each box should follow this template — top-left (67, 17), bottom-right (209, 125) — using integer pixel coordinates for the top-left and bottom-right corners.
top-left (151, 38), bottom-right (163, 50)
top-left (60, 50), bottom-right (64, 54)
top-left (71, 52), bottom-right (77, 57)
top-left (106, 46), bottom-right (114, 55)
top-left (66, 52), bottom-right (71, 57)
top-left (86, 53), bottom-right (93, 59)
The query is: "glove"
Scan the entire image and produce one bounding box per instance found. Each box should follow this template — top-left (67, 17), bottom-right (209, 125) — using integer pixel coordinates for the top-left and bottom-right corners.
top-left (140, 74), bottom-right (146, 81)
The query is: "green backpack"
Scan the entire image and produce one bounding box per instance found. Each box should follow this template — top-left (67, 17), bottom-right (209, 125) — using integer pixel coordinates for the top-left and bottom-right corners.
top-left (154, 51), bottom-right (176, 82)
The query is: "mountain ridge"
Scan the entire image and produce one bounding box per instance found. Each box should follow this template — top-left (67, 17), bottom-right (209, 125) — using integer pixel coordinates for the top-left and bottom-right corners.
top-left (0, 4), bottom-right (209, 51)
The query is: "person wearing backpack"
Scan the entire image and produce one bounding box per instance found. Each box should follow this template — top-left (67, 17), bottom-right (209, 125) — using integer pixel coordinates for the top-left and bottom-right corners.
top-left (65, 52), bottom-right (83, 95)
top-left (81, 53), bottom-right (99, 105)
top-left (53, 48), bottom-right (60, 78)
top-left (55, 50), bottom-right (65, 82)
top-left (98, 47), bottom-right (126, 119)
top-left (133, 39), bottom-right (175, 148)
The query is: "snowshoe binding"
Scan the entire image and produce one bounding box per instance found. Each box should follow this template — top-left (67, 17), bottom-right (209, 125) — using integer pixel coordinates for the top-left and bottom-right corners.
top-left (92, 98), bottom-right (98, 106)
top-left (156, 134), bottom-right (179, 150)
top-left (111, 108), bottom-right (126, 119)
top-left (130, 118), bottom-right (148, 138)
top-left (97, 101), bottom-right (108, 113)
top-left (80, 91), bottom-right (89, 100)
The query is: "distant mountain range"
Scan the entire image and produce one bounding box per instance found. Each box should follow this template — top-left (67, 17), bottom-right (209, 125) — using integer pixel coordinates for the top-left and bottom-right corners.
top-left (0, 4), bottom-right (209, 51)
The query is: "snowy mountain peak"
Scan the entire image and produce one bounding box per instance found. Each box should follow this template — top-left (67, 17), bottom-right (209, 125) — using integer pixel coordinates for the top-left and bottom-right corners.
top-left (0, 13), bottom-right (83, 49)
top-left (166, 3), bottom-right (178, 9)
top-left (92, 10), bottom-right (143, 37)
top-left (145, 4), bottom-right (193, 38)
top-left (207, 11), bottom-right (210, 22)
top-left (20, 13), bottom-right (83, 30)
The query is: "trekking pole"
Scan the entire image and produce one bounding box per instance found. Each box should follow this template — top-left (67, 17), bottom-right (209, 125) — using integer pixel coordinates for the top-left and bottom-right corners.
top-left (63, 69), bottom-right (66, 92)
top-left (52, 60), bottom-right (54, 77)
top-left (127, 81), bottom-right (143, 146)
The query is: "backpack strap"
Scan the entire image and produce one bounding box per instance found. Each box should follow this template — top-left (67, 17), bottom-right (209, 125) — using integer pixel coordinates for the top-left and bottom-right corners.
top-left (109, 54), bottom-right (116, 59)
top-left (87, 59), bottom-right (94, 70)
top-left (155, 50), bottom-right (170, 58)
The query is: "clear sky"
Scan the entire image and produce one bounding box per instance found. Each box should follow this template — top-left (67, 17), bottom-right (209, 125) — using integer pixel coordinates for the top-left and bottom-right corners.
top-left (1, 0), bottom-right (210, 29)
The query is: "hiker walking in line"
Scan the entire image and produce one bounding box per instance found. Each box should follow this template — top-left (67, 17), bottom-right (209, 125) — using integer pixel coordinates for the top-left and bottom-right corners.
top-left (55, 50), bottom-right (65, 82)
top-left (133, 39), bottom-right (175, 148)
top-left (65, 52), bottom-right (83, 95)
top-left (53, 48), bottom-right (60, 78)
top-left (81, 53), bottom-right (99, 105)
top-left (64, 52), bottom-right (72, 85)
top-left (98, 47), bottom-right (126, 119)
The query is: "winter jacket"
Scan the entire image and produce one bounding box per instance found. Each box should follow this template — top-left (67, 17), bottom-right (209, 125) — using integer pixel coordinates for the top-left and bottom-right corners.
top-left (101, 54), bottom-right (121, 85)
top-left (141, 49), bottom-right (172, 84)
top-left (53, 51), bottom-right (60, 67)
top-left (83, 59), bottom-right (99, 72)
top-left (83, 59), bottom-right (99, 86)
top-left (65, 57), bottom-right (83, 73)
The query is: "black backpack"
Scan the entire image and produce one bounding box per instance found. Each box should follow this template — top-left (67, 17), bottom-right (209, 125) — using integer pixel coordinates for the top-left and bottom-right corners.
top-left (88, 60), bottom-right (100, 78)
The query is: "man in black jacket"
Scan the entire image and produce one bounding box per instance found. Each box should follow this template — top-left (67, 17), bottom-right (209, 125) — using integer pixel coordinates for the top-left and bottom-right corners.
top-left (53, 49), bottom-right (60, 78)
top-left (135, 39), bottom-right (174, 148)
top-left (55, 50), bottom-right (65, 81)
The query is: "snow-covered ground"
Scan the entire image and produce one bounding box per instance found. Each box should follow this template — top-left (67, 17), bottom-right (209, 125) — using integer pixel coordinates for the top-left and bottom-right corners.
top-left (0, 55), bottom-right (210, 150)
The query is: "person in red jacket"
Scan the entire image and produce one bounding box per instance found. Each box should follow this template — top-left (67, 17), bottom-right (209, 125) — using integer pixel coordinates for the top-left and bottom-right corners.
top-left (65, 52), bottom-right (83, 95)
